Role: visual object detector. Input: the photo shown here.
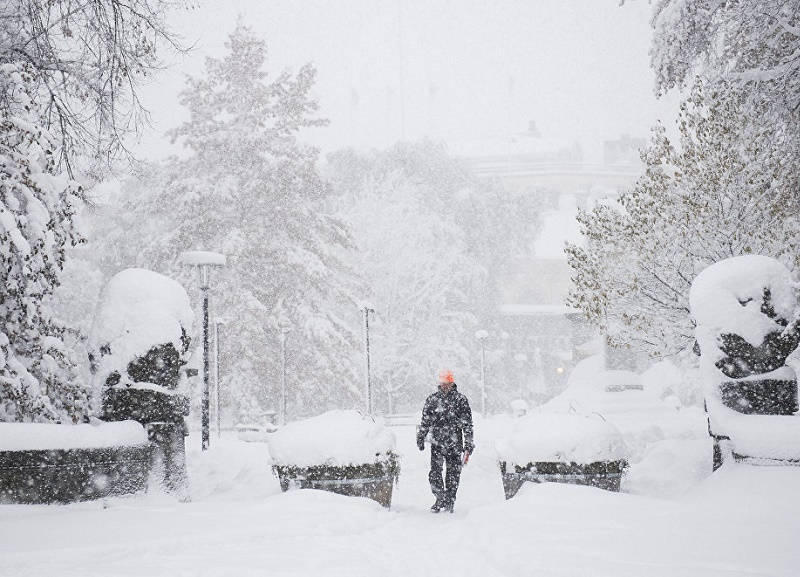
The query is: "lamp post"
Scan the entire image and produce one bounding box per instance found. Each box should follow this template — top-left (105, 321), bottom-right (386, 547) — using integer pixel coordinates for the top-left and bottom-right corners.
top-left (279, 326), bottom-right (292, 426)
top-left (361, 303), bottom-right (375, 415)
top-left (179, 250), bottom-right (226, 451)
top-left (475, 329), bottom-right (488, 416)
top-left (214, 319), bottom-right (224, 438)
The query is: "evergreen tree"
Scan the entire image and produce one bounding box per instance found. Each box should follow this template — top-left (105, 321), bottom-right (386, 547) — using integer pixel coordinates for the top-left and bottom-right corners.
top-left (93, 23), bottom-right (361, 420)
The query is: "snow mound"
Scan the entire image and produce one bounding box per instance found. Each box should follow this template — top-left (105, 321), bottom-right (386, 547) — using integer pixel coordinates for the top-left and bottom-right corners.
top-left (495, 412), bottom-right (627, 464)
top-left (186, 437), bottom-right (279, 501)
top-left (267, 410), bottom-right (397, 467)
top-left (623, 438), bottom-right (713, 498)
top-left (538, 356), bottom-right (707, 463)
top-left (546, 356), bottom-right (703, 423)
top-left (89, 268), bottom-right (193, 385)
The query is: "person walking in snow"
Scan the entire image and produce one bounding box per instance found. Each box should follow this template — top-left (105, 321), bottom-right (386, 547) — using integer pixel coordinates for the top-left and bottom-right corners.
top-left (417, 369), bottom-right (475, 513)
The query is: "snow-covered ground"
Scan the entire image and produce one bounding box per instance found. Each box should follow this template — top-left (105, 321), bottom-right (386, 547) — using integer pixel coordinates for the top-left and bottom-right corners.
top-left (1, 417), bottom-right (799, 577)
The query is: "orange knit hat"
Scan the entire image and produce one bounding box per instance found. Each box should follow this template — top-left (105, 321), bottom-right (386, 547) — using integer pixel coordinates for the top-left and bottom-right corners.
top-left (437, 369), bottom-right (455, 384)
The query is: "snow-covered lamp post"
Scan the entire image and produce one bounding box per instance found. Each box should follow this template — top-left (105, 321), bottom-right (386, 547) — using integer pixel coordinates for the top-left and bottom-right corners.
top-left (475, 330), bottom-right (489, 416)
top-left (360, 303), bottom-right (375, 415)
top-left (279, 326), bottom-right (292, 426)
top-left (214, 319), bottom-right (224, 438)
top-left (179, 251), bottom-right (226, 451)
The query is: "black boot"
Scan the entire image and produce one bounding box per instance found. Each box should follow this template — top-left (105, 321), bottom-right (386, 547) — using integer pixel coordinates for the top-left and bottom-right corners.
top-left (430, 497), bottom-right (445, 513)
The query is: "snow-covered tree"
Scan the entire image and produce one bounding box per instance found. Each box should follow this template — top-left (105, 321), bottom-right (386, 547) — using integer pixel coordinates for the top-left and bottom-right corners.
top-left (0, 63), bottom-right (86, 421)
top-left (567, 2), bottom-right (800, 361)
top-left (327, 141), bottom-right (541, 412)
top-left (0, 1), bottom-right (181, 421)
top-left (92, 23), bottom-right (361, 420)
top-left (332, 140), bottom-right (540, 278)
top-left (2, 0), bottom-right (183, 177)
top-left (337, 170), bottom-right (478, 413)
top-left (566, 83), bottom-right (800, 358)
top-left (649, 0), bottom-right (799, 121)
top-left (648, 0), bottom-right (800, 239)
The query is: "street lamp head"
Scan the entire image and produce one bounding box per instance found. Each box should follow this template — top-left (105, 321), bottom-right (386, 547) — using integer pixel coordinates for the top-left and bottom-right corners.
top-left (179, 251), bottom-right (227, 267)
top-left (475, 329), bottom-right (489, 341)
top-left (179, 251), bottom-right (227, 290)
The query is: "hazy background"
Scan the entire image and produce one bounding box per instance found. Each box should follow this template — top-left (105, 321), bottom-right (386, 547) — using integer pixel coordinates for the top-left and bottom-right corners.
top-left (136, 0), bottom-right (679, 164)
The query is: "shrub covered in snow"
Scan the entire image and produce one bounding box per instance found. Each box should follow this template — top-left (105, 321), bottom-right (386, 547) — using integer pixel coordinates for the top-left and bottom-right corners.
top-left (88, 268), bottom-right (194, 495)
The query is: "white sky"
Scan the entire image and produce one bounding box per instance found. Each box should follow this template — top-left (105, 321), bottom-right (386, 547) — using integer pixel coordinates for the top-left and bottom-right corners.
top-left (136, 0), bottom-right (679, 163)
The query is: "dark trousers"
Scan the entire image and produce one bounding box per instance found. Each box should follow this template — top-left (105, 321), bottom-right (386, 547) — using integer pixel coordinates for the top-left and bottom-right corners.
top-left (429, 446), bottom-right (463, 505)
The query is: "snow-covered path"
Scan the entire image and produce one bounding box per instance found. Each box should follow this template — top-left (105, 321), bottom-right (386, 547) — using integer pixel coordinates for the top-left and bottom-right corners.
top-left (1, 420), bottom-right (798, 576)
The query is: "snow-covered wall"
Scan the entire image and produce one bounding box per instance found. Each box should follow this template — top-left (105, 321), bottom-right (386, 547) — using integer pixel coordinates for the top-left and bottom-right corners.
top-left (0, 420), bottom-right (148, 451)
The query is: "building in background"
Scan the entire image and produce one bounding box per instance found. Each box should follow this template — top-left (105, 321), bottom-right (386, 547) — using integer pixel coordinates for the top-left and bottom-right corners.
top-left (452, 124), bottom-right (645, 407)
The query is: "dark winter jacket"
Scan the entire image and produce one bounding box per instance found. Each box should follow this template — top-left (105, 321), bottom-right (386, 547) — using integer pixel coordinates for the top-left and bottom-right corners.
top-left (417, 384), bottom-right (474, 453)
